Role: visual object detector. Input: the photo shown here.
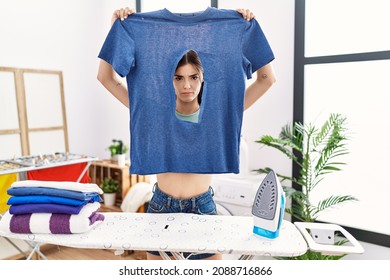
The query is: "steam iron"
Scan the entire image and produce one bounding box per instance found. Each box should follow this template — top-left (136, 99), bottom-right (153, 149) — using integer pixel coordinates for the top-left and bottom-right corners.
top-left (252, 169), bottom-right (285, 239)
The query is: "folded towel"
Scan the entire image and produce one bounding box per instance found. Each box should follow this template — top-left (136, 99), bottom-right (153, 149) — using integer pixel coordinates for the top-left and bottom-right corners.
top-left (0, 202), bottom-right (104, 234)
top-left (11, 180), bottom-right (103, 194)
top-left (121, 182), bottom-right (153, 212)
top-left (7, 194), bottom-right (101, 206)
top-left (9, 203), bottom-right (85, 215)
top-left (7, 187), bottom-right (102, 201)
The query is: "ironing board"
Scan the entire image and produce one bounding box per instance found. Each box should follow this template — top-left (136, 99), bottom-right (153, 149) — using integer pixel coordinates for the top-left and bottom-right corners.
top-left (0, 212), bottom-right (308, 260)
top-left (0, 153), bottom-right (97, 179)
top-left (0, 153), bottom-right (97, 259)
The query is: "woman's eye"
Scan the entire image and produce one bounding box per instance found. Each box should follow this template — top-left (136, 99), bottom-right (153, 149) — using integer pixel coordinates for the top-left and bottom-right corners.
top-left (174, 76), bottom-right (182, 81)
top-left (191, 76), bottom-right (199, 80)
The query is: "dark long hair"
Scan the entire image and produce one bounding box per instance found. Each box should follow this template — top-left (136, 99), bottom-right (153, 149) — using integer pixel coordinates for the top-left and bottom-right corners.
top-left (176, 50), bottom-right (204, 105)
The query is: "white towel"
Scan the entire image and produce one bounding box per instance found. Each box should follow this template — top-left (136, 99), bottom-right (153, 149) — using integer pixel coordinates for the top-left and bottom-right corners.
top-left (121, 182), bottom-right (153, 212)
top-left (11, 180), bottom-right (103, 194)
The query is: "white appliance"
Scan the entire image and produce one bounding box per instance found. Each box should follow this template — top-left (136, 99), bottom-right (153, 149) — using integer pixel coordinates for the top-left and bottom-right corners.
top-left (212, 173), bottom-right (266, 216)
top-left (212, 173), bottom-right (267, 260)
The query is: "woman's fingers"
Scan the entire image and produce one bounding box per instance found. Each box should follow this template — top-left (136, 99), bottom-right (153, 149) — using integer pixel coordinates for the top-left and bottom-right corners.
top-left (111, 7), bottom-right (135, 25)
top-left (236, 8), bottom-right (255, 21)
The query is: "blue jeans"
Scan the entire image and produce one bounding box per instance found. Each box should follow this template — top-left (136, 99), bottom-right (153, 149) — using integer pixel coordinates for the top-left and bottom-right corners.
top-left (146, 183), bottom-right (217, 259)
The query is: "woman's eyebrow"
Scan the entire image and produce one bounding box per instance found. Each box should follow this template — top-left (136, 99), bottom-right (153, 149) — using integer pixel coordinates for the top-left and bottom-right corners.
top-left (174, 73), bottom-right (199, 78)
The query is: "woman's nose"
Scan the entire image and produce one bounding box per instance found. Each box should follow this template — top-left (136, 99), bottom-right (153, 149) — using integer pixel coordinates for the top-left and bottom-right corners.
top-left (184, 79), bottom-right (191, 89)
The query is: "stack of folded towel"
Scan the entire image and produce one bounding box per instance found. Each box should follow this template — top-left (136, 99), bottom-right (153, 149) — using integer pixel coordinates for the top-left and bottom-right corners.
top-left (0, 180), bottom-right (105, 234)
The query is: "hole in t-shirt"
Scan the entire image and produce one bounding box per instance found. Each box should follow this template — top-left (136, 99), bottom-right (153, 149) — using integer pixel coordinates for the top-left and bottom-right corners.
top-left (173, 50), bottom-right (204, 124)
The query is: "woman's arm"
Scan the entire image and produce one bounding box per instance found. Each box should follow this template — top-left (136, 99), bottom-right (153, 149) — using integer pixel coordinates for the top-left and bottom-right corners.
top-left (97, 7), bottom-right (135, 108)
top-left (244, 63), bottom-right (276, 111)
top-left (97, 60), bottom-right (130, 108)
top-left (235, 9), bottom-right (275, 110)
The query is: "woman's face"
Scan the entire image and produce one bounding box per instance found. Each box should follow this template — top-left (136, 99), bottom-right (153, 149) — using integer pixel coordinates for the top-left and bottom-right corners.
top-left (173, 63), bottom-right (203, 104)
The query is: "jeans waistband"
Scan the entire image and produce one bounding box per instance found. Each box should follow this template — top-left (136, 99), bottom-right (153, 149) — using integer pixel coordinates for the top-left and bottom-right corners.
top-left (152, 183), bottom-right (214, 208)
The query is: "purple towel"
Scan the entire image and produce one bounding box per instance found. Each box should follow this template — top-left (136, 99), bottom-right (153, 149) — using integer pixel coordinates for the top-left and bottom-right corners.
top-left (9, 203), bottom-right (84, 215)
top-left (48, 212), bottom-right (105, 234)
top-left (9, 214), bottom-right (32, 234)
top-left (8, 212), bottom-right (105, 234)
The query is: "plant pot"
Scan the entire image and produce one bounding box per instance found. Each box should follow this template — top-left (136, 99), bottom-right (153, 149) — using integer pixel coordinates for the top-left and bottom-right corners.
top-left (111, 154), bottom-right (118, 163)
top-left (111, 154), bottom-right (126, 167)
top-left (103, 193), bottom-right (116, 207)
top-left (117, 154), bottom-right (126, 167)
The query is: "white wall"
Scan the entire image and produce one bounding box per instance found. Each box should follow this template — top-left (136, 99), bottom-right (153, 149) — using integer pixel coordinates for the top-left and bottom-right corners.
top-left (0, 0), bottom-right (134, 160)
top-left (0, 0), bottom-right (388, 260)
top-left (218, 0), bottom-right (294, 180)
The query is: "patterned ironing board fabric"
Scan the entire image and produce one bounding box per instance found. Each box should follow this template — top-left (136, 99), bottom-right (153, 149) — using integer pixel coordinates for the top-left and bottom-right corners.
top-left (0, 212), bottom-right (307, 258)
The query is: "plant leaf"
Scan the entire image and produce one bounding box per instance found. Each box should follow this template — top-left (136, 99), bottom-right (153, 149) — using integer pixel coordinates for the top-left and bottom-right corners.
top-left (311, 195), bottom-right (358, 218)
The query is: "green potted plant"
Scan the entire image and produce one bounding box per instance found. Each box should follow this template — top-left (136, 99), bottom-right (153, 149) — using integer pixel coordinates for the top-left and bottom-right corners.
top-left (101, 177), bottom-right (120, 207)
top-left (107, 139), bottom-right (129, 166)
top-left (255, 113), bottom-right (357, 260)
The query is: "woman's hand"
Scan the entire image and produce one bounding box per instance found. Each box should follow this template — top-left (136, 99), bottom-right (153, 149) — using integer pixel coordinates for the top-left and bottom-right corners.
top-left (236, 8), bottom-right (255, 21)
top-left (111, 7), bottom-right (135, 25)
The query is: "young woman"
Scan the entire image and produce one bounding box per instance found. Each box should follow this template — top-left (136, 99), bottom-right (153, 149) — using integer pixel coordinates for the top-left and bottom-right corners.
top-left (98, 7), bottom-right (276, 260)
top-left (174, 50), bottom-right (204, 123)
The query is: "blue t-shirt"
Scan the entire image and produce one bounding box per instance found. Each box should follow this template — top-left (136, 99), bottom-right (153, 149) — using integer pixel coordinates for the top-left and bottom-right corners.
top-left (98, 7), bottom-right (274, 175)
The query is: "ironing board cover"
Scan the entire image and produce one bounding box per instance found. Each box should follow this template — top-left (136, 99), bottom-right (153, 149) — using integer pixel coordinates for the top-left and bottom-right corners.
top-left (0, 212), bottom-right (307, 257)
